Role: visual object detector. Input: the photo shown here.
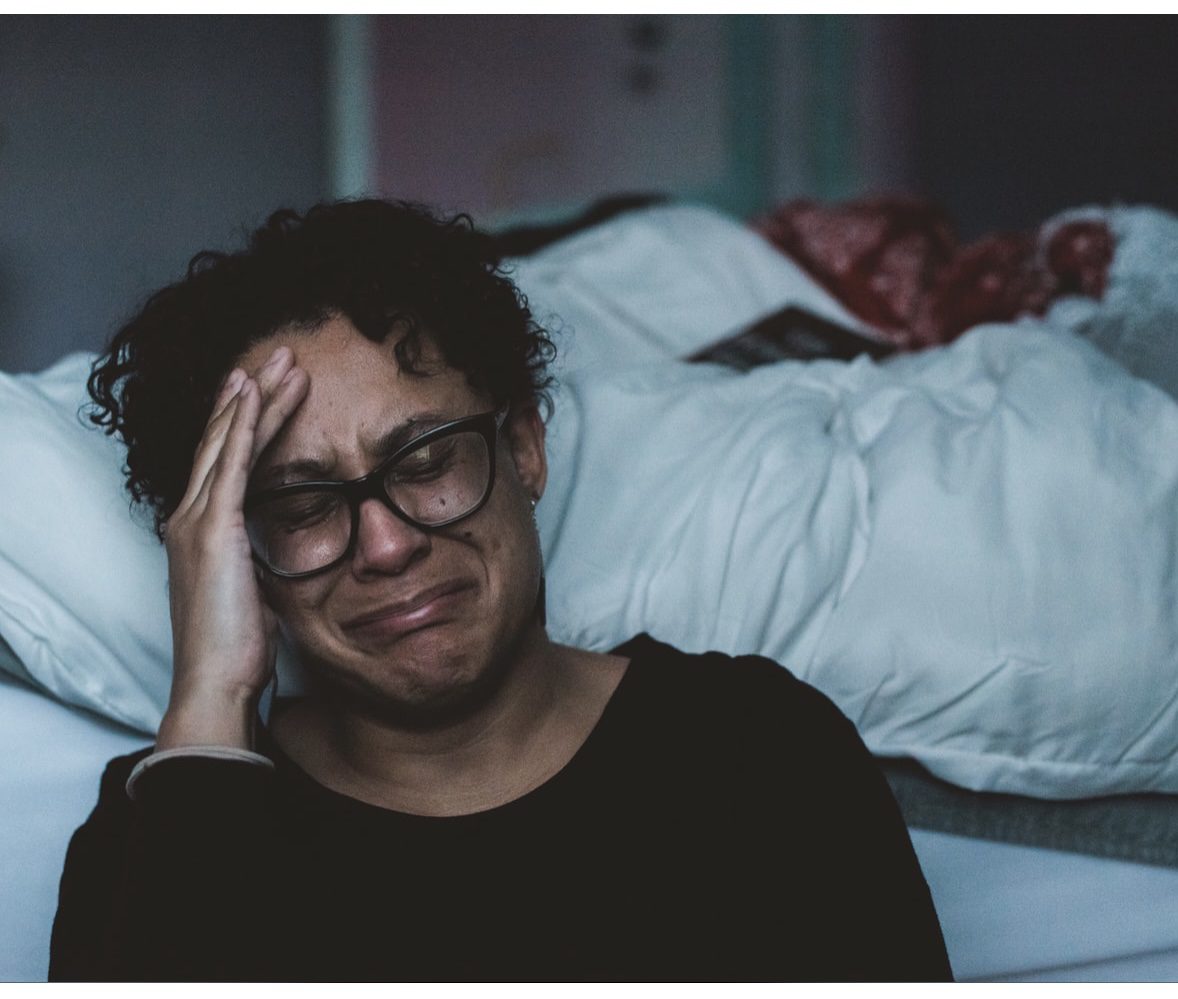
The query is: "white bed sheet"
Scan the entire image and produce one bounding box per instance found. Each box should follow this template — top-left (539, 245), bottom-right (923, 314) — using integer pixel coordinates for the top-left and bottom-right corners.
top-left (7, 671), bottom-right (1178, 982)
top-left (0, 673), bottom-right (146, 982)
top-left (911, 828), bottom-right (1178, 982)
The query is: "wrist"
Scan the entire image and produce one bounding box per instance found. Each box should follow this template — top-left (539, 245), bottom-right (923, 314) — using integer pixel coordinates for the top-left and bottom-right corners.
top-left (126, 745), bottom-right (275, 800)
top-left (156, 682), bottom-right (259, 752)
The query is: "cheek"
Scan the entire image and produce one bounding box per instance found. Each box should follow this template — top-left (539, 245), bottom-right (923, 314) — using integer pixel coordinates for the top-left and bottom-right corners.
top-left (263, 577), bottom-right (333, 636)
top-left (501, 510), bottom-right (542, 581)
top-left (468, 503), bottom-right (537, 594)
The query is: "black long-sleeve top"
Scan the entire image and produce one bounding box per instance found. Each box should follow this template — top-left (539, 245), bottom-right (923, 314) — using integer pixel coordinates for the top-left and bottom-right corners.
top-left (50, 634), bottom-right (952, 982)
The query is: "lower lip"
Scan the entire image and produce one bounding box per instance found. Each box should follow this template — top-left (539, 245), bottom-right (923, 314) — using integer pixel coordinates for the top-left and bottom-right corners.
top-left (344, 587), bottom-right (471, 643)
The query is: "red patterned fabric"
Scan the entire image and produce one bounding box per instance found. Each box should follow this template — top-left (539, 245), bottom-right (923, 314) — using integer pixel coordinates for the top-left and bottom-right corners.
top-left (755, 199), bottom-right (1114, 350)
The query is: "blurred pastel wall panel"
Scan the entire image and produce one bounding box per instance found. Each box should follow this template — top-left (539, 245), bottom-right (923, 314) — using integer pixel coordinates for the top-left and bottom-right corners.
top-left (0, 16), bottom-right (327, 372)
top-left (370, 15), bottom-right (731, 226)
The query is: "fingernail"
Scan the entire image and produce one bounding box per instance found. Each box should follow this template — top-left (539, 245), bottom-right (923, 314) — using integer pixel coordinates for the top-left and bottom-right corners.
top-left (263, 346), bottom-right (290, 370)
top-left (223, 369), bottom-right (245, 394)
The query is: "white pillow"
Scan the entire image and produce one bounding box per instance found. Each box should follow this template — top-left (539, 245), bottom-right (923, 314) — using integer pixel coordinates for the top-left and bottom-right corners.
top-left (538, 323), bottom-right (1178, 799)
top-left (0, 354), bottom-right (171, 733)
top-left (506, 202), bottom-right (873, 377)
top-left (0, 672), bottom-right (146, 981)
top-left (0, 354), bottom-right (310, 735)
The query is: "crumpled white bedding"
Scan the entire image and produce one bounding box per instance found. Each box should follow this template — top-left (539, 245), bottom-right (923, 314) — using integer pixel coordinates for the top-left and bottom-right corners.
top-left (539, 323), bottom-right (1178, 799)
top-left (505, 202), bottom-right (874, 376)
top-left (1047, 205), bottom-right (1178, 402)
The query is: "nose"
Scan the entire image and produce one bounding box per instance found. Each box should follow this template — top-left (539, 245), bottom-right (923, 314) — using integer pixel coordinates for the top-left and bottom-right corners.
top-left (349, 496), bottom-right (431, 578)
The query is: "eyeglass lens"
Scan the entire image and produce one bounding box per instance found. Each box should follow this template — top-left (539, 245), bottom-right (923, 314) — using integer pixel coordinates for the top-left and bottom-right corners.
top-left (246, 429), bottom-right (493, 576)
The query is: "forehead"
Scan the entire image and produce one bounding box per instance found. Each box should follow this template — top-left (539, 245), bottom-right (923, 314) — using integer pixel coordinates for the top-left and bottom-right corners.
top-left (239, 315), bottom-right (486, 469)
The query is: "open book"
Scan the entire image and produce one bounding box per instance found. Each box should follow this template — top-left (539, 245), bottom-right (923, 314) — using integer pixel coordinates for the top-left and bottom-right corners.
top-left (688, 305), bottom-right (896, 370)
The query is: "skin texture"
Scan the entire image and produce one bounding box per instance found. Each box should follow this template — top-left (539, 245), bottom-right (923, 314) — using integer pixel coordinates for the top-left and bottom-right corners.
top-left (156, 315), bottom-right (628, 817)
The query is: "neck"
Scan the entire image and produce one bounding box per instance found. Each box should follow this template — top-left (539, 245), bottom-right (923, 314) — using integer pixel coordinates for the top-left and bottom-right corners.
top-left (273, 626), bottom-right (628, 816)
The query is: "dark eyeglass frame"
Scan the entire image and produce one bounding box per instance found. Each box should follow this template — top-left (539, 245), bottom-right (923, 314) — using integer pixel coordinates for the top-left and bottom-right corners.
top-left (244, 407), bottom-right (509, 579)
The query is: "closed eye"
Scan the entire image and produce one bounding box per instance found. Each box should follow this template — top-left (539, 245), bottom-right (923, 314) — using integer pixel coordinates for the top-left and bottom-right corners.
top-left (264, 492), bottom-right (344, 531)
top-left (388, 439), bottom-right (458, 483)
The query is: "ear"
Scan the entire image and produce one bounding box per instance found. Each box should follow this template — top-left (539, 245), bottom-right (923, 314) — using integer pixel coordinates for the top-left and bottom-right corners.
top-left (505, 404), bottom-right (548, 502)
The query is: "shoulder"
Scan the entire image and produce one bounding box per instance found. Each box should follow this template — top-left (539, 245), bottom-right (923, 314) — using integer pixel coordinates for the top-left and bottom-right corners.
top-left (604, 632), bottom-right (904, 844)
top-left (610, 632), bottom-right (861, 756)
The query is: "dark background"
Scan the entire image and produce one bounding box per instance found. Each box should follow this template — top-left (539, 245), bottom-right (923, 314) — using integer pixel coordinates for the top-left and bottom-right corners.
top-left (2, 14), bottom-right (1174, 371)
top-left (912, 15), bottom-right (1178, 237)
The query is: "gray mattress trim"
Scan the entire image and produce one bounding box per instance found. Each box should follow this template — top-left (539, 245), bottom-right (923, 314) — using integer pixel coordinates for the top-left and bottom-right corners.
top-left (881, 757), bottom-right (1178, 869)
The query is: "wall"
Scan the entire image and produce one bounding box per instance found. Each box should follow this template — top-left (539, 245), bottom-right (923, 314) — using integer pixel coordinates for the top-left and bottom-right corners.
top-left (911, 15), bottom-right (1178, 238)
top-left (766, 15), bottom-right (917, 205)
top-left (358, 15), bottom-right (920, 228)
top-left (0, 16), bottom-right (327, 372)
top-left (370, 15), bottom-right (732, 227)
top-left (0, 13), bottom-right (919, 376)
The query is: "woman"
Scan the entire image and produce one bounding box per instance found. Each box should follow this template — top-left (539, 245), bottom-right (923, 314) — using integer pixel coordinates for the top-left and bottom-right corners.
top-left (50, 199), bottom-right (951, 982)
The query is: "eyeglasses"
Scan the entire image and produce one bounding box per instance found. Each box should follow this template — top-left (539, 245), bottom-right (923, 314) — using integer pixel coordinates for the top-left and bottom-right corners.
top-left (244, 408), bottom-right (508, 578)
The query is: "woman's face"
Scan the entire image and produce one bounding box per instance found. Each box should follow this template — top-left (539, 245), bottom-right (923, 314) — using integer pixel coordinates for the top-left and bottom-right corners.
top-left (238, 315), bottom-right (548, 725)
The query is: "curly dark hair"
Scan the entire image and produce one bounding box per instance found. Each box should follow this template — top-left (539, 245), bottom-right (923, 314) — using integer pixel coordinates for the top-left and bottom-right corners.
top-left (87, 199), bottom-right (557, 540)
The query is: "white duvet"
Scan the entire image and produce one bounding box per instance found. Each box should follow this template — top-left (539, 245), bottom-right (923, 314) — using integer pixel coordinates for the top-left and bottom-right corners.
top-left (539, 323), bottom-right (1178, 799)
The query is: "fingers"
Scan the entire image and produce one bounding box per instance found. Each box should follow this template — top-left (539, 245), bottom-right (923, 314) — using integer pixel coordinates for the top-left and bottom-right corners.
top-left (252, 365), bottom-right (310, 465)
top-left (201, 377), bottom-right (262, 514)
top-left (243, 345), bottom-right (310, 465)
top-left (181, 381), bottom-right (245, 511)
top-left (252, 344), bottom-right (295, 395)
top-left (212, 366), bottom-right (247, 421)
top-left (179, 346), bottom-right (308, 517)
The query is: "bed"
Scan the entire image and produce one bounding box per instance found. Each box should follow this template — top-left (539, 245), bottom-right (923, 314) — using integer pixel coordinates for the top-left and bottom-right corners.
top-left (4, 199), bottom-right (1178, 982)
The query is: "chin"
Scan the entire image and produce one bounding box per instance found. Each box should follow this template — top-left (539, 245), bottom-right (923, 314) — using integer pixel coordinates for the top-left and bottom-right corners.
top-left (307, 630), bottom-right (515, 731)
top-left (376, 675), bottom-right (507, 731)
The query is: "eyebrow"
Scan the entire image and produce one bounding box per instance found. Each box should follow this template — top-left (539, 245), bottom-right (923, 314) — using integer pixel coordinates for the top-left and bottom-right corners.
top-left (368, 410), bottom-right (453, 459)
top-left (255, 411), bottom-right (455, 489)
